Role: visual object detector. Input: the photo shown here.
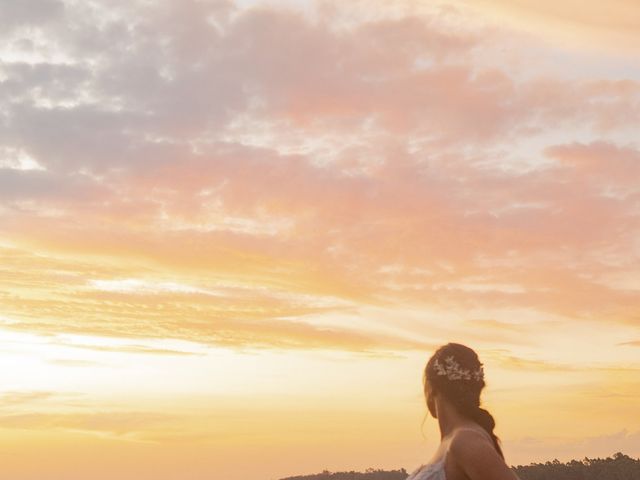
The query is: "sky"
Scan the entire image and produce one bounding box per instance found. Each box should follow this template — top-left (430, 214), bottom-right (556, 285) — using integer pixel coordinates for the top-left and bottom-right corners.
top-left (0, 0), bottom-right (639, 479)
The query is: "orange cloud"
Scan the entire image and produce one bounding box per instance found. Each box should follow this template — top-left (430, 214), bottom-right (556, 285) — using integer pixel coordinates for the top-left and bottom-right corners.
top-left (460, 0), bottom-right (640, 54)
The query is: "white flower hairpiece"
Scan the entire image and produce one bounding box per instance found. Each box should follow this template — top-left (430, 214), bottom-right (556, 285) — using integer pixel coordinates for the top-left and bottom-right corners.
top-left (433, 355), bottom-right (484, 382)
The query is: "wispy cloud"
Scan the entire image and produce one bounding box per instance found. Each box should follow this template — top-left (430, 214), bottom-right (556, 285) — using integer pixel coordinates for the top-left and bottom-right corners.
top-left (0, 0), bottom-right (637, 356)
top-left (0, 411), bottom-right (179, 439)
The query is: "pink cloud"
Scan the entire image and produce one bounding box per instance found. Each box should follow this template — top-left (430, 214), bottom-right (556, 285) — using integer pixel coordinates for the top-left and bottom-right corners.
top-left (2, 0), bottom-right (639, 347)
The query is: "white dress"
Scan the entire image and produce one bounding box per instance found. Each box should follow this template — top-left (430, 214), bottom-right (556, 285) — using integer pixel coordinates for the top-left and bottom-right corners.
top-left (405, 456), bottom-right (447, 480)
top-left (405, 427), bottom-right (493, 480)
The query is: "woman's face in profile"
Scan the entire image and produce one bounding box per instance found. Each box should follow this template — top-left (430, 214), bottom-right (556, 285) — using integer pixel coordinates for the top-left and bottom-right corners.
top-left (425, 380), bottom-right (437, 419)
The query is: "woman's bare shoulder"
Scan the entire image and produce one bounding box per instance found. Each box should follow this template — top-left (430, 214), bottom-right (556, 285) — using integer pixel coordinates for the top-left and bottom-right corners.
top-left (448, 428), bottom-right (518, 480)
top-left (449, 427), bottom-right (493, 458)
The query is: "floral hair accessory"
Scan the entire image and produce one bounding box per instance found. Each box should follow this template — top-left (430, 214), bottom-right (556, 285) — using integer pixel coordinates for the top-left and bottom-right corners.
top-left (433, 355), bottom-right (484, 382)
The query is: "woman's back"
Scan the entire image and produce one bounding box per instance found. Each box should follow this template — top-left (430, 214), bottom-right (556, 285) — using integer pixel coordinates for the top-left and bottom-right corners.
top-left (407, 426), bottom-right (493, 480)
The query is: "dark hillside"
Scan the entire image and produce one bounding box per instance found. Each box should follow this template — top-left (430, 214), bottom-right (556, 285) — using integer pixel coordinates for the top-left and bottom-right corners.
top-left (278, 452), bottom-right (640, 480)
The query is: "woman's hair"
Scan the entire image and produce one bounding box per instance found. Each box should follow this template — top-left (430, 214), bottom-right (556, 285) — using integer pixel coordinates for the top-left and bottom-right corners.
top-left (423, 342), bottom-right (504, 459)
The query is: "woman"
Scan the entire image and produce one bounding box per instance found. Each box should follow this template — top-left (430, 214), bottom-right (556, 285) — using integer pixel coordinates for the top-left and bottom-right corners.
top-left (407, 343), bottom-right (519, 480)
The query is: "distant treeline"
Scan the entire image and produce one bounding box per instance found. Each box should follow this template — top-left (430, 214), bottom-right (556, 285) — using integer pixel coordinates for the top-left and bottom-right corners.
top-left (279, 468), bottom-right (408, 480)
top-left (512, 452), bottom-right (640, 480)
top-left (278, 452), bottom-right (640, 480)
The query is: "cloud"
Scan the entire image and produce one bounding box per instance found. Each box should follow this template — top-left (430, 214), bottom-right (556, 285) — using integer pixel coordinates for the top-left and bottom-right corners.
top-left (489, 352), bottom-right (583, 373)
top-left (0, 390), bottom-right (56, 407)
top-left (0, 314), bottom-right (436, 355)
top-left (0, 168), bottom-right (109, 203)
top-left (2, 0), bottom-right (636, 182)
top-left (0, 390), bottom-right (84, 408)
top-left (0, 3), bottom-right (639, 478)
top-left (60, 343), bottom-right (203, 357)
top-left (462, 0), bottom-right (640, 54)
top-left (0, 0), bottom-right (65, 33)
top-left (545, 141), bottom-right (640, 190)
top-left (0, 411), bottom-right (179, 437)
top-left (0, 0), bottom-right (639, 355)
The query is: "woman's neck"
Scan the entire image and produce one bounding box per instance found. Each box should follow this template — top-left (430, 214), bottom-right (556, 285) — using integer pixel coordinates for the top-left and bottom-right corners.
top-left (436, 398), bottom-right (476, 440)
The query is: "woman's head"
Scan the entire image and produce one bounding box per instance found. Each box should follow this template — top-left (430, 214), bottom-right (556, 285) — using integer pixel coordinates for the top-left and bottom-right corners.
top-left (423, 343), bottom-right (504, 458)
top-left (424, 343), bottom-right (485, 415)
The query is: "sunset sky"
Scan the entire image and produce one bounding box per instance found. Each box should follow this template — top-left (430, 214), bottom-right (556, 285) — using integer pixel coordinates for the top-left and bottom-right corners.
top-left (1, 0), bottom-right (639, 479)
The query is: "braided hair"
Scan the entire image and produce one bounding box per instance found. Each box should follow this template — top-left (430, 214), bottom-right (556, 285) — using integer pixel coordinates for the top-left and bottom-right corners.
top-left (424, 343), bottom-right (504, 459)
